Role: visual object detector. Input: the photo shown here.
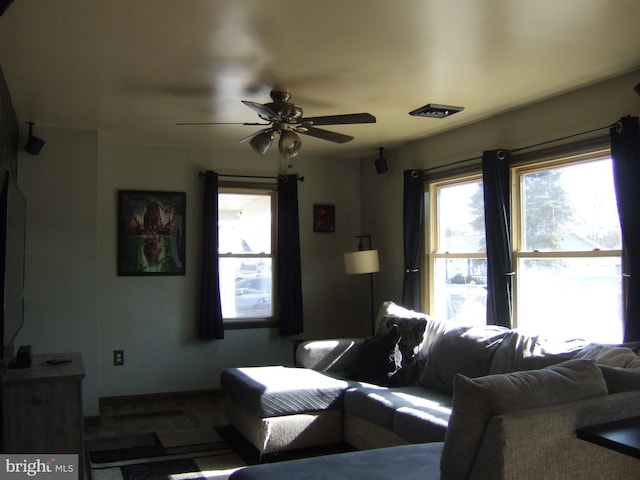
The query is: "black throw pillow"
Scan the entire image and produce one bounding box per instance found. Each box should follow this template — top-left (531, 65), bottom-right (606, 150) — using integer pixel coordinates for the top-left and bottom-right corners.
top-left (348, 324), bottom-right (402, 386)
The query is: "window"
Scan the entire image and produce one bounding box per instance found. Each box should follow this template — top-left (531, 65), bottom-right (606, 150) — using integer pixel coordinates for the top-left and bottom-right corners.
top-left (428, 176), bottom-right (487, 325)
top-left (218, 186), bottom-right (276, 322)
top-left (513, 152), bottom-right (622, 343)
top-left (425, 148), bottom-right (623, 343)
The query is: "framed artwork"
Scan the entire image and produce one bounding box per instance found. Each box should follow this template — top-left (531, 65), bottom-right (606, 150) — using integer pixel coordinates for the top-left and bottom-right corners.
top-left (313, 204), bottom-right (335, 233)
top-left (118, 190), bottom-right (186, 276)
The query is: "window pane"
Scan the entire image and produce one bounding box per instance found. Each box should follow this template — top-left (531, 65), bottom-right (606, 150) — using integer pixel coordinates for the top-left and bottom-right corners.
top-left (437, 181), bottom-right (485, 253)
top-left (516, 257), bottom-right (622, 343)
top-left (433, 257), bottom-right (487, 325)
top-left (521, 160), bottom-right (621, 252)
top-left (219, 193), bottom-right (272, 254)
top-left (218, 191), bottom-right (273, 320)
top-left (220, 257), bottom-right (273, 319)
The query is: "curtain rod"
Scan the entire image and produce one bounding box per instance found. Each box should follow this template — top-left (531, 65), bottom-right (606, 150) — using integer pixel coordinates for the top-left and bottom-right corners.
top-left (198, 172), bottom-right (304, 182)
top-left (420, 122), bottom-right (614, 174)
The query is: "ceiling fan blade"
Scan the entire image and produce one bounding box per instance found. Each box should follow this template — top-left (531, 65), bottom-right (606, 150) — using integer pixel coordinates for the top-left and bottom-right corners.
top-left (238, 128), bottom-right (272, 144)
top-left (300, 127), bottom-right (354, 144)
top-left (300, 113), bottom-right (376, 126)
top-left (176, 122), bottom-right (268, 126)
top-left (241, 100), bottom-right (281, 121)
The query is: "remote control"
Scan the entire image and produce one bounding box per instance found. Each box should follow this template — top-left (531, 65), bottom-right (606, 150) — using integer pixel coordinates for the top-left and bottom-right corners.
top-left (46, 358), bottom-right (72, 365)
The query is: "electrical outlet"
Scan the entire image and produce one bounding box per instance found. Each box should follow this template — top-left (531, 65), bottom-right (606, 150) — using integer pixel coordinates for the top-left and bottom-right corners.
top-left (113, 350), bottom-right (124, 366)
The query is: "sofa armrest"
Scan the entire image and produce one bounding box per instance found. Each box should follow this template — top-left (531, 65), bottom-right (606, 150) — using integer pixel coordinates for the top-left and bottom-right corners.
top-left (296, 338), bottom-right (365, 372)
top-left (470, 391), bottom-right (640, 480)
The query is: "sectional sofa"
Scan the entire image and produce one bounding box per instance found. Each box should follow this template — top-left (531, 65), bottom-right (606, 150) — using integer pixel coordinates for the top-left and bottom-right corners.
top-left (222, 302), bottom-right (640, 478)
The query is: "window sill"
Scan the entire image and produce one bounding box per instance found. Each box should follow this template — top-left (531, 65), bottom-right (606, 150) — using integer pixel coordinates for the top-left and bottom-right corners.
top-left (223, 318), bottom-right (278, 330)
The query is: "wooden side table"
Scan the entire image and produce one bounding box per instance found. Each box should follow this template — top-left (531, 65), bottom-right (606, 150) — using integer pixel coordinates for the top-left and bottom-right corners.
top-left (576, 416), bottom-right (640, 459)
top-left (2, 352), bottom-right (85, 460)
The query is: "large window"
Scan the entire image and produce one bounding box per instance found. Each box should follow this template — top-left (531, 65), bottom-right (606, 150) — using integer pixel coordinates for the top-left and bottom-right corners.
top-left (513, 152), bottom-right (622, 342)
top-left (218, 186), bottom-right (276, 321)
top-left (428, 176), bottom-right (487, 325)
top-left (426, 148), bottom-right (623, 343)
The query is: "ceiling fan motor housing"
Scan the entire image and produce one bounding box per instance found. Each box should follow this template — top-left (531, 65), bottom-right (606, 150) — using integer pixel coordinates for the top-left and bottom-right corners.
top-left (265, 91), bottom-right (304, 123)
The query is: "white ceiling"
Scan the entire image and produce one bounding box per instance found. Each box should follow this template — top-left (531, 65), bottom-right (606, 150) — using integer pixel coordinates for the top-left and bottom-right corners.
top-left (1, 0), bottom-right (639, 160)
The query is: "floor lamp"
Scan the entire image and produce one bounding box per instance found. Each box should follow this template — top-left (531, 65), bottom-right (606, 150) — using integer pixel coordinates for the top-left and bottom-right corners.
top-left (344, 235), bottom-right (380, 336)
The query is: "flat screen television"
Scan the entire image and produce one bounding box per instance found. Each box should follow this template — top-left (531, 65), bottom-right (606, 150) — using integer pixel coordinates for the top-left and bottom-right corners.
top-left (0, 172), bottom-right (26, 368)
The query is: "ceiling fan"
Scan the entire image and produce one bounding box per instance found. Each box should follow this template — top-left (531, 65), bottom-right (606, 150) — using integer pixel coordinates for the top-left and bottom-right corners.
top-left (177, 90), bottom-right (376, 158)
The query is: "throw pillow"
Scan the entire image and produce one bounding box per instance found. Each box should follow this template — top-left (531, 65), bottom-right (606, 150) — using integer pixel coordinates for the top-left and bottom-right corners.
top-left (598, 364), bottom-right (640, 393)
top-left (440, 359), bottom-right (608, 480)
top-left (375, 301), bottom-right (430, 384)
top-left (348, 324), bottom-right (402, 387)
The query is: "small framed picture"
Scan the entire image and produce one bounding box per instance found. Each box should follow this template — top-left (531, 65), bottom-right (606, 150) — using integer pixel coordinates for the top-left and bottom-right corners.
top-left (118, 190), bottom-right (186, 276)
top-left (313, 204), bottom-right (335, 233)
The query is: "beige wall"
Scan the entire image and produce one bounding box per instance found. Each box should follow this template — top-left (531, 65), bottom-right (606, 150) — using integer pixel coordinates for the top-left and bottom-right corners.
top-left (360, 70), bottom-right (640, 311)
top-left (17, 132), bottom-right (364, 416)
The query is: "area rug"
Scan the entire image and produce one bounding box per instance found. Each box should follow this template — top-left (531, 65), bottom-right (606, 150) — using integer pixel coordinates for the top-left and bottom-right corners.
top-left (87, 427), bottom-right (247, 480)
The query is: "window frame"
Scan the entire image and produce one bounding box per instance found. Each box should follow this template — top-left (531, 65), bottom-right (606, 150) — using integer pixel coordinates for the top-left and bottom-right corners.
top-left (510, 147), bottom-right (623, 339)
top-left (218, 182), bottom-right (278, 329)
top-left (422, 140), bottom-right (624, 342)
top-left (426, 173), bottom-right (487, 321)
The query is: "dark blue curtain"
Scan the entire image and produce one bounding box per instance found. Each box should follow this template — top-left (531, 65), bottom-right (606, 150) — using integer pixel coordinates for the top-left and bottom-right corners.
top-left (198, 171), bottom-right (224, 339)
top-left (401, 170), bottom-right (424, 311)
top-left (482, 149), bottom-right (513, 328)
top-left (277, 175), bottom-right (304, 335)
top-left (610, 115), bottom-right (640, 342)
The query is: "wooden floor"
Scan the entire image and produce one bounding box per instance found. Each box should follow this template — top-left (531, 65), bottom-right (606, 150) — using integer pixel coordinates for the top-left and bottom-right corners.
top-left (84, 391), bottom-right (228, 440)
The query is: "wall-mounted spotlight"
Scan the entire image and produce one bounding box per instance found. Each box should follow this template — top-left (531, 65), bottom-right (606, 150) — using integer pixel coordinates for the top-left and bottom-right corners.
top-left (634, 81), bottom-right (640, 96)
top-left (24, 122), bottom-right (45, 156)
top-left (375, 147), bottom-right (388, 174)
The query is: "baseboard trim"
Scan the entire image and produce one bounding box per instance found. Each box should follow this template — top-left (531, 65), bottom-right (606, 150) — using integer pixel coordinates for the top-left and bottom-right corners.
top-left (98, 388), bottom-right (223, 409)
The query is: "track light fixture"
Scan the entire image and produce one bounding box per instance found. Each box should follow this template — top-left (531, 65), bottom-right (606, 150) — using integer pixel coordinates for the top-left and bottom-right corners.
top-left (24, 122), bottom-right (45, 156)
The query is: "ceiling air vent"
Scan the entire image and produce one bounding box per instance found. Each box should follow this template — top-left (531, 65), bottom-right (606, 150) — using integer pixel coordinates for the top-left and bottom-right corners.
top-left (409, 103), bottom-right (464, 119)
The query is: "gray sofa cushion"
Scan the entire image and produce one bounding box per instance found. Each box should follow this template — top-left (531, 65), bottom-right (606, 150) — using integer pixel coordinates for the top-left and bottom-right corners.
top-left (598, 364), bottom-right (640, 393)
top-left (419, 324), bottom-right (510, 395)
top-left (229, 443), bottom-right (445, 480)
top-left (344, 385), bottom-right (452, 439)
top-left (393, 404), bottom-right (450, 443)
top-left (490, 330), bottom-right (590, 374)
top-left (440, 359), bottom-right (608, 480)
top-left (221, 366), bottom-right (352, 417)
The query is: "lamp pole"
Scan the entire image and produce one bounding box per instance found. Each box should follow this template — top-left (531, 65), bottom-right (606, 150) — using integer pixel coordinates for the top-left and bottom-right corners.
top-left (344, 235), bottom-right (380, 336)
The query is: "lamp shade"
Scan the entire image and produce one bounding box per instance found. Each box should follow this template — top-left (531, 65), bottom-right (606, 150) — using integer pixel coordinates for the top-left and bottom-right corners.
top-left (279, 130), bottom-right (302, 158)
top-left (249, 130), bottom-right (274, 155)
top-left (344, 249), bottom-right (380, 275)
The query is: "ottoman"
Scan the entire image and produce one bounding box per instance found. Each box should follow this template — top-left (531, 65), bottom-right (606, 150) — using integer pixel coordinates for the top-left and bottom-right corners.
top-left (221, 366), bottom-right (354, 454)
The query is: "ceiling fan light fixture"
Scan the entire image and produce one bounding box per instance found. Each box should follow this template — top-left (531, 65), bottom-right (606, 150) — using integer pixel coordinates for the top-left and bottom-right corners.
top-left (249, 130), bottom-right (274, 155)
top-left (409, 103), bottom-right (464, 119)
top-left (279, 130), bottom-right (302, 158)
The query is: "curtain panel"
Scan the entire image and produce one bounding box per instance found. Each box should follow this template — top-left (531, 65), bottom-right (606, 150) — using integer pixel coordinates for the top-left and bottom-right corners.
top-left (198, 171), bottom-right (224, 339)
top-left (610, 115), bottom-right (640, 342)
top-left (401, 169), bottom-right (424, 311)
top-left (277, 175), bottom-right (304, 335)
top-left (482, 149), bottom-right (513, 328)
